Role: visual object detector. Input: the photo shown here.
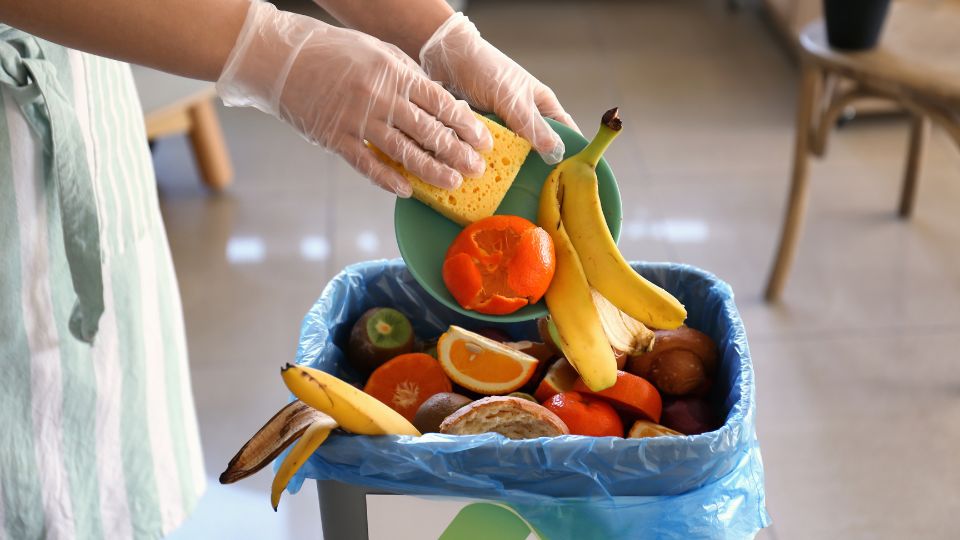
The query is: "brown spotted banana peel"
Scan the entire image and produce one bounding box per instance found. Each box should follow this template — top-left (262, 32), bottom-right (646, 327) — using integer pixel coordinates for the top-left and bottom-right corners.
top-left (220, 400), bottom-right (334, 485)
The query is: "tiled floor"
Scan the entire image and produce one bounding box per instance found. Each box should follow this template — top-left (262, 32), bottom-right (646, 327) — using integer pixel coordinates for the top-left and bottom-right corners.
top-left (154, 1), bottom-right (960, 538)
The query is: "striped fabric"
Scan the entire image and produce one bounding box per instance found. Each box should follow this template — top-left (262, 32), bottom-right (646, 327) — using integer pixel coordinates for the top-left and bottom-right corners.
top-left (0, 30), bottom-right (205, 540)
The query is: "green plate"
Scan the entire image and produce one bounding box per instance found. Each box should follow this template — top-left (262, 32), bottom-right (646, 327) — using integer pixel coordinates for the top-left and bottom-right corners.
top-left (394, 116), bottom-right (622, 323)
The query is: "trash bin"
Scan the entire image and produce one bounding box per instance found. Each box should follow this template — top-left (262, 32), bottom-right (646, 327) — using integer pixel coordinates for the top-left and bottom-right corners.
top-left (287, 259), bottom-right (770, 539)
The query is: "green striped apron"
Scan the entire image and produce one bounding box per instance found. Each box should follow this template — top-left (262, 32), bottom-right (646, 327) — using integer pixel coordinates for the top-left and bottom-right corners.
top-left (1, 27), bottom-right (205, 539)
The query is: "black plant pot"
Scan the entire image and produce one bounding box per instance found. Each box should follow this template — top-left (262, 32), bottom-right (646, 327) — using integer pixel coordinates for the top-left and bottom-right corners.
top-left (823, 0), bottom-right (892, 51)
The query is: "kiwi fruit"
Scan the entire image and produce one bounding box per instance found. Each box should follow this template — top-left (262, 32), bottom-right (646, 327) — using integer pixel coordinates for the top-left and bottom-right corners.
top-left (413, 392), bottom-right (473, 434)
top-left (347, 308), bottom-right (414, 373)
top-left (416, 337), bottom-right (439, 359)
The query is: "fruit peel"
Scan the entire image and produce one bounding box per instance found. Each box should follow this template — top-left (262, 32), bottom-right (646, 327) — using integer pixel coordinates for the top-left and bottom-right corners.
top-left (533, 358), bottom-right (579, 402)
top-left (572, 370), bottom-right (662, 423)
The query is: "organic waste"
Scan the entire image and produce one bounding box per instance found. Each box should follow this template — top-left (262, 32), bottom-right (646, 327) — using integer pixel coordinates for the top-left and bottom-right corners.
top-left (627, 326), bottom-right (718, 397)
top-left (437, 325), bottom-right (540, 394)
top-left (222, 301), bottom-right (721, 510)
top-left (628, 419), bottom-right (683, 439)
top-left (442, 215), bottom-right (556, 315)
top-left (221, 110), bottom-right (725, 511)
top-left (439, 396), bottom-right (570, 439)
top-left (542, 391), bottom-right (624, 437)
top-left (413, 392), bottom-right (473, 434)
top-left (363, 353), bottom-right (452, 422)
top-left (573, 370), bottom-right (662, 423)
top-left (536, 108), bottom-right (687, 395)
top-left (347, 307), bottom-right (415, 373)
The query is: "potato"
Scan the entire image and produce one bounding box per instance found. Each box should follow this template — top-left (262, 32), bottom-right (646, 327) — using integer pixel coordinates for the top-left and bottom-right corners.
top-left (649, 350), bottom-right (708, 396)
top-left (627, 326), bottom-right (717, 396)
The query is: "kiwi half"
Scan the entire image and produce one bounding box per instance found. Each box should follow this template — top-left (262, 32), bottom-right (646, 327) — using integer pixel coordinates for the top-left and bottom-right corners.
top-left (347, 307), bottom-right (414, 373)
top-left (416, 337), bottom-right (439, 359)
top-left (413, 392), bottom-right (473, 434)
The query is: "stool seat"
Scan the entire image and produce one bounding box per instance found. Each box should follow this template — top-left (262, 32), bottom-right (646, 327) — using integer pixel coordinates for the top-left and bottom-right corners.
top-left (800, 3), bottom-right (960, 106)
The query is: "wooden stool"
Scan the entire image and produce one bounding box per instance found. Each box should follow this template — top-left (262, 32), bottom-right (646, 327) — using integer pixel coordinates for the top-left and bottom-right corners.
top-left (764, 2), bottom-right (960, 301)
top-left (132, 66), bottom-right (234, 191)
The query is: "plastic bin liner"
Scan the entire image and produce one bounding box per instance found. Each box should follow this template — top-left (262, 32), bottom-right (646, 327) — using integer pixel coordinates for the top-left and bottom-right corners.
top-left (289, 259), bottom-right (770, 538)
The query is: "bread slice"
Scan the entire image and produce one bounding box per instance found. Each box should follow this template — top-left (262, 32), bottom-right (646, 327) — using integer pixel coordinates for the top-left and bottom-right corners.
top-left (439, 396), bottom-right (569, 439)
top-left (370, 115), bottom-right (531, 226)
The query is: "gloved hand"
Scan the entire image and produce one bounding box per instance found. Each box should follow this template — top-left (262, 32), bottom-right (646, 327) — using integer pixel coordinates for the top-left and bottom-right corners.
top-left (420, 12), bottom-right (580, 165)
top-left (216, 1), bottom-right (492, 196)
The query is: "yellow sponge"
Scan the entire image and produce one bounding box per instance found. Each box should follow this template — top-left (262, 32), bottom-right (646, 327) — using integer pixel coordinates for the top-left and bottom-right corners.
top-left (371, 115), bottom-right (531, 226)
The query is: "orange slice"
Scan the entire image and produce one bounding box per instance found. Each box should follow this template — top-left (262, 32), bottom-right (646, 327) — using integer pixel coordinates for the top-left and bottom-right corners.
top-left (437, 326), bottom-right (540, 395)
top-left (533, 358), bottom-right (579, 403)
top-left (363, 353), bottom-right (452, 422)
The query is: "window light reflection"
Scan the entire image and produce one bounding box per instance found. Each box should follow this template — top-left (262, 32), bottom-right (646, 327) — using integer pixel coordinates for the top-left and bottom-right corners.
top-left (623, 219), bottom-right (710, 243)
top-left (356, 231), bottom-right (379, 254)
top-left (225, 236), bottom-right (265, 264)
top-left (300, 235), bottom-right (330, 261)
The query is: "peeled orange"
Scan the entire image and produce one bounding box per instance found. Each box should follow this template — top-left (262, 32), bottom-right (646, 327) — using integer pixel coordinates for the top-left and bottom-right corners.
top-left (437, 326), bottom-right (540, 395)
top-left (442, 215), bottom-right (555, 315)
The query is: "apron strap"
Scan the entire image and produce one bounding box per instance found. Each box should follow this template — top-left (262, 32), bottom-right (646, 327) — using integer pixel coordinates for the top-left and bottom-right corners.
top-left (0, 32), bottom-right (105, 344)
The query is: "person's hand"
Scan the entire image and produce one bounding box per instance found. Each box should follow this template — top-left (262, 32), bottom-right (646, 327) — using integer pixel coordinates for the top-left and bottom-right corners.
top-left (420, 12), bottom-right (580, 165)
top-left (216, 1), bottom-right (493, 196)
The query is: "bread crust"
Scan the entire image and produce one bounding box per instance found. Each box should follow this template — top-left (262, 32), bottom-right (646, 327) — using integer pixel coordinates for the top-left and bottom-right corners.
top-left (439, 396), bottom-right (569, 439)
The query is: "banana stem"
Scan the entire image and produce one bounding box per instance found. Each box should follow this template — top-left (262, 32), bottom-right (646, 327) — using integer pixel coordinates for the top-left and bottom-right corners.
top-left (577, 107), bottom-right (622, 169)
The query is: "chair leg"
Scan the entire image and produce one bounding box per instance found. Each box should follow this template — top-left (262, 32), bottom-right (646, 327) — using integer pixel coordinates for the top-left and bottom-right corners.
top-left (765, 64), bottom-right (822, 302)
top-left (188, 99), bottom-right (233, 191)
top-left (898, 115), bottom-right (929, 218)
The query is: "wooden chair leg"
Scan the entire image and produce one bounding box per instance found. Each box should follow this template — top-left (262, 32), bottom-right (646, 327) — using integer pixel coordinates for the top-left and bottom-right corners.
top-left (188, 99), bottom-right (233, 191)
top-left (898, 115), bottom-right (929, 218)
top-left (765, 64), bottom-right (822, 302)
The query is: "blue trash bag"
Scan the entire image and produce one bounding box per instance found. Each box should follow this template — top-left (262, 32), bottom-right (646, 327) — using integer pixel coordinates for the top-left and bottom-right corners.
top-left (287, 259), bottom-right (770, 539)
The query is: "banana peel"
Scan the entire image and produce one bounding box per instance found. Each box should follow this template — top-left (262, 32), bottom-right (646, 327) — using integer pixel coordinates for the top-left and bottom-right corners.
top-left (271, 419), bottom-right (335, 510)
top-left (272, 364), bottom-right (421, 509)
top-left (219, 399), bottom-right (339, 511)
top-left (225, 366), bottom-right (422, 511)
top-left (591, 289), bottom-right (655, 355)
top-left (220, 400), bottom-right (334, 485)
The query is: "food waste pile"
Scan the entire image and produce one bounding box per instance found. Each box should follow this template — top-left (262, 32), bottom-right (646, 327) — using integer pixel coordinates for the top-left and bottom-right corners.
top-left (221, 109), bottom-right (730, 511)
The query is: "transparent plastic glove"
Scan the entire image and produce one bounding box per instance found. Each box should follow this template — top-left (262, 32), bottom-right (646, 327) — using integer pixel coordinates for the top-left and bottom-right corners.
top-left (216, 1), bottom-right (492, 196)
top-left (420, 12), bottom-right (580, 165)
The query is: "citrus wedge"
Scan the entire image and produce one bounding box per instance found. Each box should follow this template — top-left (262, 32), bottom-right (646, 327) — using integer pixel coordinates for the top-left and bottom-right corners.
top-left (533, 357), bottom-right (579, 403)
top-left (437, 326), bottom-right (540, 395)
